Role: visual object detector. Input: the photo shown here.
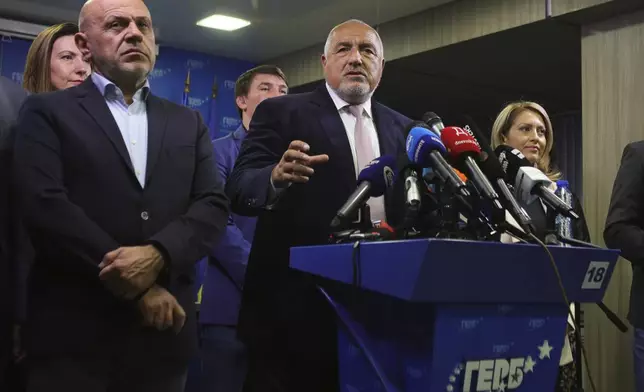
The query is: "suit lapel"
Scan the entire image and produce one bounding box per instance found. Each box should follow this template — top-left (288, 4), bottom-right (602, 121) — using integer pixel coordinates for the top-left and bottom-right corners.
top-left (76, 79), bottom-right (135, 173)
top-left (309, 86), bottom-right (356, 188)
top-left (145, 95), bottom-right (167, 183)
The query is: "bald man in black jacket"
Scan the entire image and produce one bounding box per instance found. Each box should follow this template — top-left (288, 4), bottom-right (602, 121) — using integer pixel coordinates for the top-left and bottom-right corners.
top-left (0, 75), bottom-right (27, 389)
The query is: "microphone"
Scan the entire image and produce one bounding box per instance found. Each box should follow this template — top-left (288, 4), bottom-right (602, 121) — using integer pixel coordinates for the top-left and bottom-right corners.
top-left (330, 155), bottom-right (397, 228)
top-left (406, 125), bottom-right (470, 198)
top-left (495, 145), bottom-right (579, 220)
top-left (402, 165), bottom-right (422, 211)
top-left (459, 122), bottom-right (535, 234)
top-left (421, 111), bottom-right (445, 137)
top-left (440, 126), bottom-right (503, 210)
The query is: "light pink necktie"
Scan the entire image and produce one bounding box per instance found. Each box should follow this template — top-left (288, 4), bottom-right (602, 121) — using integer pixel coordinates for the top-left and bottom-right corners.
top-left (347, 105), bottom-right (385, 223)
top-left (347, 105), bottom-right (375, 171)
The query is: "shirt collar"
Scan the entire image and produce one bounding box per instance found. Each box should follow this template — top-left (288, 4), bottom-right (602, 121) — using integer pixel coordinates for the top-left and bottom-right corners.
top-left (91, 72), bottom-right (151, 102)
top-left (325, 83), bottom-right (372, 118)
top-left (233, 124), bottom-right (247, 140)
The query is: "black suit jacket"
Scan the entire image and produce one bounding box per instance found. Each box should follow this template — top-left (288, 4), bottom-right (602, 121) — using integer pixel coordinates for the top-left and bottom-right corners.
top-left (226, 86), bottom-right (411, 351)
top-left (12, 78), bottom-right (229, 360)
top-left (605, 141), bottom-right (644, 328)
top-left (0, 76), bottom-right (27, 326)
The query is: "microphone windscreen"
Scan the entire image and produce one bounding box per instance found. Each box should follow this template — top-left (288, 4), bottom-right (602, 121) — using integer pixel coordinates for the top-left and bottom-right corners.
top-left (357, 155), bottom-right (397, 197)
top-left (494, 145), bottom-right (532, 183)
top-left (440, 126), bottom-right (481, 162)
top-left (422, 112), bottom-right (443, 127)
top-left (406, 127), bottom-right (447, 167)
top-left (403, 121), bottom-right (431, 136)
top-left (459, 120), bottom-right (509, 182)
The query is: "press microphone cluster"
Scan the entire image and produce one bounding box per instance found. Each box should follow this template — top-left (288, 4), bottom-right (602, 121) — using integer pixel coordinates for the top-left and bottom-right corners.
top-left (328, 111), bottom-right (576, 243)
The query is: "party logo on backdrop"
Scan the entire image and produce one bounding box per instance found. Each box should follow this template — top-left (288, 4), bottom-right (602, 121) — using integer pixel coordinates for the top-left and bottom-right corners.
top-left (224, 80), bottom-right (235, 90)
top-left (149, 67), bottom-right (172, 79)
top-left (187, 95), bottom-right (209, 110)
top-left (11, 72), bottom-right (23, 84)
top-left (186, 59), bottom-right (206, 69)
top-left (222, 116), bottom-right (241, 129)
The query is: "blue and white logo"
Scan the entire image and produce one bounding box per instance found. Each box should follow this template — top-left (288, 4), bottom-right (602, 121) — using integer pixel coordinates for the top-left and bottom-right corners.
top-left (222, 116), bottom-right (241, 128)
top-left (149, 67), bottom-right (171, 79)
top-left (11, 72), bottom-right (23, 84)
top-left (186, 59), bottom-right (205, 69)
top-left (449, 340), bottom-right (554, 392)
top-left (224, 80), bottom-right (236, 90)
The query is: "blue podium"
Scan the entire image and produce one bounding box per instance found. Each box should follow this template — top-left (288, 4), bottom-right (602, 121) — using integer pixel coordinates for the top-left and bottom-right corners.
top-left (290, 239), bottom-right (619, 392)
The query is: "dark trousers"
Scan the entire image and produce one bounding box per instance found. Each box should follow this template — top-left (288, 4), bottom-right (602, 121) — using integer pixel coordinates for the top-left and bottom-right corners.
top-left (634, 328), bottom-right (644, 392)
top-left (27, 353), bottom-right (188, 392)
top-left (199, 325), bottom-right (247, 392)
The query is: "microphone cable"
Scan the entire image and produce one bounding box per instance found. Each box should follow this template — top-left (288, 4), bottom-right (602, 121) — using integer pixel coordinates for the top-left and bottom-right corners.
top-left (317, 285), bottom-right (397, 392)
top-left (528, 232), bottom-right (597, 392)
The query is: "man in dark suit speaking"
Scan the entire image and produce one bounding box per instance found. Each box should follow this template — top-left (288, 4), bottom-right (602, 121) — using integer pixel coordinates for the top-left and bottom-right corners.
top-left (227, 19), bottom-right (411, 392)
top-left (11, 0), bottom-right (229, 391)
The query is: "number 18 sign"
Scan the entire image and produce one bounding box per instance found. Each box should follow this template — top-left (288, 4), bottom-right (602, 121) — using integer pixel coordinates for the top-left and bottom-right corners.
top-left (582, 261), bottom-right (610, 289)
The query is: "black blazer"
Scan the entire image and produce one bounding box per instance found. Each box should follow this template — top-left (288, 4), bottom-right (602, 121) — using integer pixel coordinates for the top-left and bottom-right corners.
top-left (226, 86), bottom-right (411, 349)
top-left (605, 141), bottom-right (644, 328)
top-left (0, 76), bottom-right (26, 325)
top-left (12, 78), bottom-right (229, 360)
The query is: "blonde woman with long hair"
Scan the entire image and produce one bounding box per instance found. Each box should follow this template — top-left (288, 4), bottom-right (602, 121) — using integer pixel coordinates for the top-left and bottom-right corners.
top-left (492, 101), bottom-right (589, 392)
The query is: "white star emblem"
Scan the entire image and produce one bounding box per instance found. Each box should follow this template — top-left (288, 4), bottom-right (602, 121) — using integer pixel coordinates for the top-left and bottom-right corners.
top-left (454, 368), bottom-right (461, 376)
top-left (524, 356), bottom-right (536, 373)
top-left (497, 381), bottom-right (507, 392)
top-left (449, 375), bottom-right (456, 382)
top-left (446, 385), bottom-right (454, 392)
top-left (538, 340), bottom-right (554, 360)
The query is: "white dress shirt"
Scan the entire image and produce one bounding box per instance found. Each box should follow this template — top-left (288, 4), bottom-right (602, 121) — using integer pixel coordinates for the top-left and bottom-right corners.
top-left (324, 83), bottom-right (386, 223)
top-left (91, 72), bottom-right (150, 188)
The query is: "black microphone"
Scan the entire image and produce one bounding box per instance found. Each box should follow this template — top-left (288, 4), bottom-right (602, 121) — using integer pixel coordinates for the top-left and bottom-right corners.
top-left (422, 111), bottom-right (445, 137)
top-left (495, 145), bottom-right (579, 220)
top-left (460, 122), bottom-right (535, 234)
top-left (440, 126), bottom-right (504, 211)
top-left (330, 155), bottom-right (397, 228)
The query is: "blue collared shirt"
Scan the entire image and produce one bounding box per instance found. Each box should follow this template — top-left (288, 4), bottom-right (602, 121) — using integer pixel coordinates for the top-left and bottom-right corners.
top-left (91, 72), bottom-right (150, 188)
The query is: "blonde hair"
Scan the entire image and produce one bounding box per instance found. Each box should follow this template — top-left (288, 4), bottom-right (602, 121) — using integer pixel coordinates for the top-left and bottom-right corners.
top-left (23, 23), bottom-right (80, 93)
top-left (491, 101), bottom-right (561, 181)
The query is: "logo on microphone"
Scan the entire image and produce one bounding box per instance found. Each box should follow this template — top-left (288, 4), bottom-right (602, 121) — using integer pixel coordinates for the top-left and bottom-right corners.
top-left (383, 166), bottom-right (395, 188)
top-left (510, 148), bottom-right (527, 160)
top-left (498, 151), bottom-right (510, 174)
top-left (463, 125), bottom-right (481, 148)
top-left (452, 127), bottom-right (470, 137)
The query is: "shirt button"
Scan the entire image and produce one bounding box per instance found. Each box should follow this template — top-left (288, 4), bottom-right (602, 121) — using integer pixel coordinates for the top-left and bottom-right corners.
top-left (131, 140), bottom-right (137, 145)
top-left (141, 211), bottom-right (149, 220)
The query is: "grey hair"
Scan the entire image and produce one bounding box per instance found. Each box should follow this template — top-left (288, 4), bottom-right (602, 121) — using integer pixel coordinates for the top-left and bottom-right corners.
top-left (323, 19), bottom-right (383, 57)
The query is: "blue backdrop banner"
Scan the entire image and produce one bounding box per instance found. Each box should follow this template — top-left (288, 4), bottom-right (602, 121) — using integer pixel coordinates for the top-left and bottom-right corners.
top-left (0, 36), bottom-right (254, 140)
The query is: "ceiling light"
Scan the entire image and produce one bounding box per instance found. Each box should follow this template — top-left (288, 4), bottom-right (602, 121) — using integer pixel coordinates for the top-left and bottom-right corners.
top-left (196, 14), bottom-right (250, 31)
